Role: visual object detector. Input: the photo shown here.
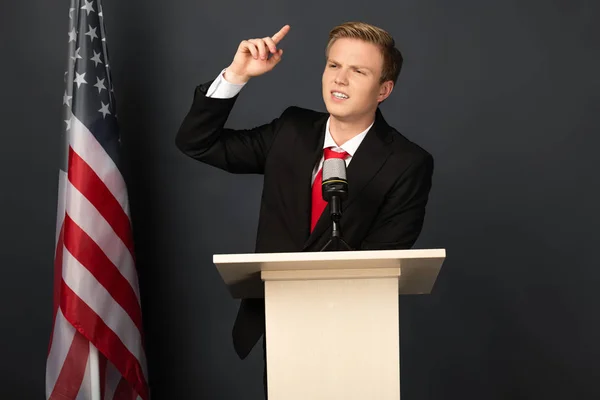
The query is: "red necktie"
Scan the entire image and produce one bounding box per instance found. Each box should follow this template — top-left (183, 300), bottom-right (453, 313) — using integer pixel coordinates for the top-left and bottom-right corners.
top-left (310, 147), bottom-right (349, 232)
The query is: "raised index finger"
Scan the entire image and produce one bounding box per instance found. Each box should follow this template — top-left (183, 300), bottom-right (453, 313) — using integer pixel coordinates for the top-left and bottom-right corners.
top-left (272, 25), bottom-right (290, 44)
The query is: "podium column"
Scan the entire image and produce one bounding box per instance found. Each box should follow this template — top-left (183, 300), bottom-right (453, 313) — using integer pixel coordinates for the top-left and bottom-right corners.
top-left (262, 267), bottom-right (401, 400)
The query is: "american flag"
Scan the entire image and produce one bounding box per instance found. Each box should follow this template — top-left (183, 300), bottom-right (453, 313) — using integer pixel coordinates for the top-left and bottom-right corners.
top-left (45, 1), bottom-right (149, 399)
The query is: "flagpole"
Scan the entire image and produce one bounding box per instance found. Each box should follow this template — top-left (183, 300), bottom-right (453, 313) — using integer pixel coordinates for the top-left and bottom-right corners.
top-left (89, 344), bottom-right (101, 400)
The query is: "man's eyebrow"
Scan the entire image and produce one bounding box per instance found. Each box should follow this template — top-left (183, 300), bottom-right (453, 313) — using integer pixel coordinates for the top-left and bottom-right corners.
top-left (327, 58), bottom-right (373, 71)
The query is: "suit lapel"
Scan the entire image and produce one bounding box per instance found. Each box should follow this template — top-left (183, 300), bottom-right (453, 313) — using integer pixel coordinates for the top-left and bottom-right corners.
top-left (302, 108), bottom-right (393, 251)
top-left (293, 113), bottom-right (328, 244)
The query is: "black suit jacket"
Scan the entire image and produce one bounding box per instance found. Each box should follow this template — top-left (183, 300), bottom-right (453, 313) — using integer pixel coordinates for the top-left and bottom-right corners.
top-left (175, 80), bottom-right (434, 359)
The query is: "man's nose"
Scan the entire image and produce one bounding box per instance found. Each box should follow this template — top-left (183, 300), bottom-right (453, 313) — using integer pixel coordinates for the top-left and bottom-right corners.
top-left (334, 69), bottom-right (348, 85)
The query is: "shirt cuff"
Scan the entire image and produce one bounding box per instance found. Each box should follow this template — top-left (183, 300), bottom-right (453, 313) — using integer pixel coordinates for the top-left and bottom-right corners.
top-left (205, 69), bottom-right (246, 98)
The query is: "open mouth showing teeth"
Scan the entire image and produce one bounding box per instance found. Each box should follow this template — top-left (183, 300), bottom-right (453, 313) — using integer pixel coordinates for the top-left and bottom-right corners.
top-left (332, 92), bottom-right (349, 99)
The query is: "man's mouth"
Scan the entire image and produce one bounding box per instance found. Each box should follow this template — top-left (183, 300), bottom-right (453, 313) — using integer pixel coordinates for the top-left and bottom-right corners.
top-left (331, 91), bottom-right (349, 100)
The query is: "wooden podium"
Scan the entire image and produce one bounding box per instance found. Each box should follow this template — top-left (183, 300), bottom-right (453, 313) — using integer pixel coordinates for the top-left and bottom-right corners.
top-left (213, 249), bottom-right (446, 400)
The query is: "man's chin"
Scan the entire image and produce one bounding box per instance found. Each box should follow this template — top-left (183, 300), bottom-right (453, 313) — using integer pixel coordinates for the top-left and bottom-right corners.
top-left (327, 110), bottom-right (353, 122)
top-left (327, 110), bottom-right (344, 119)
top-left (324, 103), bottom-right (349, 119)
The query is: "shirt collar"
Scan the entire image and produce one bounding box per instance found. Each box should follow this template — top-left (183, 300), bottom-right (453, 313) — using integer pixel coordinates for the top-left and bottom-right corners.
top-left (323, 117), bottom-right (374, 157)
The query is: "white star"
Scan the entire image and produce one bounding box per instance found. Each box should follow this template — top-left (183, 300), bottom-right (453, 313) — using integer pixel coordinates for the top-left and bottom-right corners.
top-left (70, 47), bottom-right (83, 61)
top-left (90, 51), bottom-right (103, 66)
top-left (81, 0), bottom-right (95, 16)
top-left (85, 25), bottom-right (98, 42)
top-left (64, 115), bottom-right (73, 130)
top-left (99, 102), bottom-right (111, 118)
top-left (74, 72), bottom-right (87, 88)
top-left (94, 77), bottom-right (106, 93)
top-left (63, 91), bottom-right (72, 106)
top-left (68, 28), bottom-right (77, 42)
top-left (69, 8), bottom-right (76, 18)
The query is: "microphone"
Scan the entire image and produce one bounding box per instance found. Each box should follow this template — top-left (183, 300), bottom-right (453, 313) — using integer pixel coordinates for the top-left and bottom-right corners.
top-left (320, 158), bottom-right (352, 251)
top-left (322, 158), bottom-right (348, 219)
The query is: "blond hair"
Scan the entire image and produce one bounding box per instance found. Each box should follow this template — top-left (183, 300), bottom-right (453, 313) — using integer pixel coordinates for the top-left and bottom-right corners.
top-left (326, 22), bottom-right (403, 84)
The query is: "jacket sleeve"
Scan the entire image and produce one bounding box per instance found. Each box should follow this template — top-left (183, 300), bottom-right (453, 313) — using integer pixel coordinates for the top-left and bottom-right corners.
top-left (359, 153), bottom-right (434, 250)
top-left (175, 81), bottom-right (286, 174)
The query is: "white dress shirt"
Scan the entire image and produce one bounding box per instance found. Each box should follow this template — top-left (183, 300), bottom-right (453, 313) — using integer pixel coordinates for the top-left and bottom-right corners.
top-left (205, 69), bottom-right (374, 184)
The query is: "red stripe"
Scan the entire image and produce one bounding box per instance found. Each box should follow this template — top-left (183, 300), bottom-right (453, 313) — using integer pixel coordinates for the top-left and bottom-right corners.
top-left (112, 377), bottom-right (139, 400)
top-left (60, 281), bottom-right (149, 400)
top-left (48, 330), bottom-right (89, 400)
top-left (67, 146), bottom-right (135, 259)
top-left (99, 351), bottom-right (108, 400)
top-left (63, 214), bottom-right (144, 333)
top-left (48, 221), bottom-right (66, 355)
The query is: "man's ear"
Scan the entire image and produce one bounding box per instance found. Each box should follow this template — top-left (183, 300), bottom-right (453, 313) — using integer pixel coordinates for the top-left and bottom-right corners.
top-left (377, 80), bottom-right (394, 103)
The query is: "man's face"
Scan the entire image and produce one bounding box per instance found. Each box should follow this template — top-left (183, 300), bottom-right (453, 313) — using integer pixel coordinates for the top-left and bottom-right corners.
top-left (322, 38), bottom-right (392, 122)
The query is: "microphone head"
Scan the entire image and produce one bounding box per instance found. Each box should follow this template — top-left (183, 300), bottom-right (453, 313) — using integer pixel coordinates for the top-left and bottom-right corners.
top-left (322, 158), bottom-right (347, 182)
top-left (322, 158), bottom-right (348, 202)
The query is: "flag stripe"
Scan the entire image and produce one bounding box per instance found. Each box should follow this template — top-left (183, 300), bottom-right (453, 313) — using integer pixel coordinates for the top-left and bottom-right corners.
top-left (55, 170), bottom-right (68, 246)
top-left (68, 146), bottom-right (135, 258)
top-left (112, 378), bottom-right (138, 400)
top-left (75, 347), bottom-right (93, 400)
top-left (46, 310), bottom-right (76, 396)
top-left (104, 360), bottom-right (123, 400)
top-left (49, 220), bottom-right (66, 355)
top-left (61, 247), bottom-right (146, 372)
top-left (65, 179), bottom-right (140, 302)
top-left (69, 115), bottom-right (128, 215)
top-left (48, 330), bottom-right (90, 400)
top-left (63, 214), bottom-right (144, 332)
top-left (99, 351), bottom-right (108, 400)
top-left (60, 281), bottom-right (149, 400)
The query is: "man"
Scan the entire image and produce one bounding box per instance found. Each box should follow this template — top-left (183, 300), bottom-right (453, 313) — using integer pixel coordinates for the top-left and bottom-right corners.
top-left (176, 21), bottom-right (434, 394)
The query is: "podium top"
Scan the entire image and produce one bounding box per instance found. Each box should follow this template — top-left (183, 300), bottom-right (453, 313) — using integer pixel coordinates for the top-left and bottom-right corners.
top-left (213, 249), bottom-right (446, 299)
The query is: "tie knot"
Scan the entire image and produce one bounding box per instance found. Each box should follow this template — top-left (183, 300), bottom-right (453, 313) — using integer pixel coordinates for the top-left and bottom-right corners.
top-left (323, 147), bottom-right (349, 160)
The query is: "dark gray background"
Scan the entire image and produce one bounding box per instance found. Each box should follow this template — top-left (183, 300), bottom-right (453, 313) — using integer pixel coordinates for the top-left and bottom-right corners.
top-left (2, 0), bottom-right (599, 398)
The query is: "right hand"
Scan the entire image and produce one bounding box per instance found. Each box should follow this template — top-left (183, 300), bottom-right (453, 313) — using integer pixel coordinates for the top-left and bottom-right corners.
top-left (224, 25), bottom-right (291, 84)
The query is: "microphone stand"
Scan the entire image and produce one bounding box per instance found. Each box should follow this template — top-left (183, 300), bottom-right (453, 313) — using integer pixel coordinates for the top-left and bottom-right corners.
top-left (320, 195), bottom-right (353, 252)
